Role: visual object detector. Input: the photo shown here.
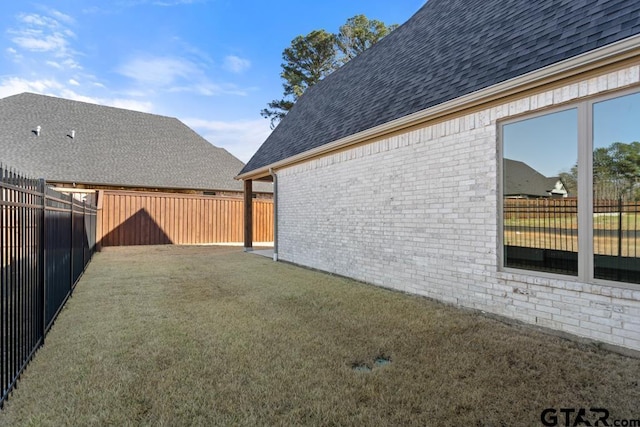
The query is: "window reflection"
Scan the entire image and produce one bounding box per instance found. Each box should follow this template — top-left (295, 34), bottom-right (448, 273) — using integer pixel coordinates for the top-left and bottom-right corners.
top-left (503, 109), bottom-right (578, 275)
top-left (593, 92), bottom-right (640, 283)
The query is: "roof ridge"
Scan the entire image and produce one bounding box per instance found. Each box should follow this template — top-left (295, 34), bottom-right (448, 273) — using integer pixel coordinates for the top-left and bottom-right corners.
top-left (6, 92), bottom-right (179, 121)
top-left (0, 92), bottom-right (273, 193)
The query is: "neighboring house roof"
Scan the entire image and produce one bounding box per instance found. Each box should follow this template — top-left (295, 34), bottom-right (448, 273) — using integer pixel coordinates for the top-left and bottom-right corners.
top-left (504, 159), bottom-right (567, 198)
top-left (0, 93), bottom-right (271, 193)
top-left (240, 0), bottom-right (640, 176)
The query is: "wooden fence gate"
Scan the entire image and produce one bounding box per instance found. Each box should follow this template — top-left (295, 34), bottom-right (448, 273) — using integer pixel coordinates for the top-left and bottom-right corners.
top-left (97, 190), bottom-right (273, 247)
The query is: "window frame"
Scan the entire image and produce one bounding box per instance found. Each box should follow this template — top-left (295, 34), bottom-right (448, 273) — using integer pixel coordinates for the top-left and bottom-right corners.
top-left (498, 86), bottom-right (640, 288)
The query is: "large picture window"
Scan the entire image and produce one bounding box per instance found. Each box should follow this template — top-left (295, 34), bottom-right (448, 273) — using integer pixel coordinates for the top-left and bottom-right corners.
top-left (501, 89), bottom-right (640, 285)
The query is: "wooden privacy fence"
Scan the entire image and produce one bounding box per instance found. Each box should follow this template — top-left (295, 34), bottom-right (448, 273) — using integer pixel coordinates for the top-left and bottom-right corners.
top-left (97, 190), bottom-right (273, 247)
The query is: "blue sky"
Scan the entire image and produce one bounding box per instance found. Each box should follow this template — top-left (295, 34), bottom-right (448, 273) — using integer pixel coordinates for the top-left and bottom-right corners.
top-left (0, 1), bottom-right (425, 162)
top-left (503, 109), bottom-right (578, 178)
top-left (504, 92), bottom-right (640, 178)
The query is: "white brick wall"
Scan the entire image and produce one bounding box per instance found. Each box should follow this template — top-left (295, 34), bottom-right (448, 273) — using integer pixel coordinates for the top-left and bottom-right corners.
top-left (276, 64), bottom-right (640, 351)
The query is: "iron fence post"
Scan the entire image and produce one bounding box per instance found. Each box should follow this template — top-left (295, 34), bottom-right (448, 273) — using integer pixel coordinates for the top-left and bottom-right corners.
top-left (39, 179), bottom-right (46, 345)
top-left (83, 200), bottom-right (86, 268)
top-left (69, 194), bottom-right (73, 296)
top-left (618, 196), bottom-right (623, 258)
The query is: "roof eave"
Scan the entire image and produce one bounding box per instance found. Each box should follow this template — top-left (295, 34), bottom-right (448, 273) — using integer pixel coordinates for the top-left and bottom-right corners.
top-left (237, 34), bottom-right (640, 181)
top-left (48, 179), bottom-right (273, 194)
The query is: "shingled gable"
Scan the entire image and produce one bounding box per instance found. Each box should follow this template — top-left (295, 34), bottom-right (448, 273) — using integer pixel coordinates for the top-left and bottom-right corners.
top-left (503, 159), bottom-right (568, 198)
top-left (0, 92), bottom-right (271, 193)
top-left (240, 0), bottom-right (640, 177)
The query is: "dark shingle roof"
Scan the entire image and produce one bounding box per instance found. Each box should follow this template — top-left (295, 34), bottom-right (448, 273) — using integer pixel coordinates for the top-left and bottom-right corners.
top-left (241, 0), bottom-right (640, 175)
top-left (504, 159), bottom-right (565, 197)
top-left (0, 93), bottom-right (271, 193)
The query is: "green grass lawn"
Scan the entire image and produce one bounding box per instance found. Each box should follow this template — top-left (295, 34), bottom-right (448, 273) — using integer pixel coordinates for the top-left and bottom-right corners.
top-left (1, 245), bottom-right (639, 426)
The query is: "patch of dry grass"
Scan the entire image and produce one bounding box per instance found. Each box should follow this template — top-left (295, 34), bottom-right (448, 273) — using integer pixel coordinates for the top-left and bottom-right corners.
top-left (0, 245), bottom-right (639, 426)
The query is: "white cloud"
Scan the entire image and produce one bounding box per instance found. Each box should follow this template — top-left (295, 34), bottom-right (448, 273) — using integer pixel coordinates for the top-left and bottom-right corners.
top-left (19, 14), bottom-right (53, 27)
top-left (46, 60), bottom-right (62, 69)
top-left (153, 0), bottom-right (199, 5)
top-left (6, 47), bottom-right (22, 61)
top-left (8, 10), bottom-right (78, 68)
top-left (168, 82), bottom-right (247, 97)
top-left (0, 77), bottom-right (64, 98)
top-left (117, 56), bottom-right (199, 86)
top-left (0, 76), bottom-right (154, 113)
top-left (12, 31), bottom-right (68, 52)
top-left (62, 58), bottom-right (81, 70)
top-left (47, 9), bottom-right (75, 25)
top-left (105, 98), bottom-right (154, 112)
top-left (59, 90), bottom-right (154, 112)
top-left (1, 9), bottom-right (156, 116)
top-left (223, 55), bottom-right (251, 73)
top-left (184, 118), bottom-right (271, 162)
top-left (117, 55), bottom-right (248, 97)
top-left (56, 90), bottom-right (101, 104)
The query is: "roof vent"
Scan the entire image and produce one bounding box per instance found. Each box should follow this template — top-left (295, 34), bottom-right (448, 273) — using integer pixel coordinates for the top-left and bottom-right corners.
top-left (35, 125), bottom-right (41, 136)
top-left (70, 129), bottom-right (76, 139)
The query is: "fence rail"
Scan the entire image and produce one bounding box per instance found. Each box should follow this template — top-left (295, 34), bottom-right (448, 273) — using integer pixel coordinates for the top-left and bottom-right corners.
top-left (504, 198), bottom-right (579, 253)
top-left (504, 198), bottom-right (640, 256)
top-left (1, 165), bottom-right (96, 408)
top-left (504, 197), bottom-right (640, 282)
top-left (98, 190), bottom-right (273, 246)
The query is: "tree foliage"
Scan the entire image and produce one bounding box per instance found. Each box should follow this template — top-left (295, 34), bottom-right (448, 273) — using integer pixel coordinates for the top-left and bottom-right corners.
top-left (260, 30), bottom-right (336, 127)
top-left (559, 141), bottom-right (640, 200)
top-left (594, 141), bottom-right (640, 200)
top-left (558, 165), bottom-right (578, 197)
top-left (336, 15), bottom-right (398, 65)
top-left (261, 15), bottom-right (397, 128)
top-left (281, 30), bottom-right (338, 99)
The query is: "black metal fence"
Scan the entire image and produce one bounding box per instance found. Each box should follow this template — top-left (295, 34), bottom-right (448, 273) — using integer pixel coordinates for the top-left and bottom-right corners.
top-left (504, 198), bottom-right (640, 255)
top-left (504, 198), bottom-right (640, 282)
top-left (1, 165), bottom-right (96, 408)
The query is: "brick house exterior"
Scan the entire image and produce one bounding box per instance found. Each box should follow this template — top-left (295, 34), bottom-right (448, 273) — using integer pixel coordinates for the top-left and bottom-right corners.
top-left (239, 1), bottom-right (640, 351)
